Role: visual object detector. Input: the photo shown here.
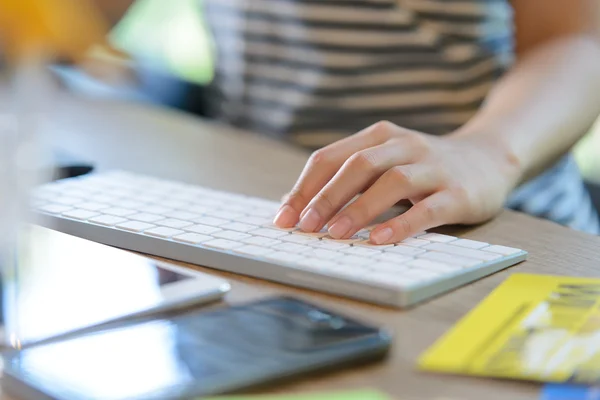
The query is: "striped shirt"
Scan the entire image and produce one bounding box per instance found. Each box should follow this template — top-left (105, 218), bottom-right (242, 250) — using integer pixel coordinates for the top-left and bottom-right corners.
top-left (202, 0), bottom-right (599, 235)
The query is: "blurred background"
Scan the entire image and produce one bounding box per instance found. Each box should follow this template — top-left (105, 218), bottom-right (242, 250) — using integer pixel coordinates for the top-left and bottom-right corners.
top-left (4, 0), bottom-right (600, 205)
top-left (70, 0), bottom-right (600, 207)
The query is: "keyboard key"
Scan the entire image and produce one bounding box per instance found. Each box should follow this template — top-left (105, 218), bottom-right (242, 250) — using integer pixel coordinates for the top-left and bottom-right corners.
top-left (241, 236), bottom-right (282, 247)
top-left (203, 239), bottom-right (243, 251)
top-left (371, 262), bottom-right (412, 273)
top-left (303, 248), bottom-right (339, 260)
top-left (206, 210), bottom-right (245, 220)
top-left (113, 199), bottom-right (146, 209)
top-left (399, 238), bottom-right (431, 247)
top-left (128, 213), bottom-right (164, 223)
top-left (385, 245), bottom-right (426, 257)
top-left (248, 208), bottom-right (275, 218)
top-left (103, 207), bottom-right (137, 217)
top-left (250, 228), bottom-right (290, 239)
top-left (262, 223), bottom-right (298, 232)
top-left (195, 198), bottom-right (222, 207)
top-left (62, 209), bottom-right (99, 220)
top-left (234, 245), bottom-right (274, 257)
top-left (39, 204), bottom-right (73, 214)
top-left (322, 235), bottom-right (363, 244)
top-left (245, 197), bottom-right (280, 208)
top-left (220, 203), bottom-right (249, 213)
top-left (93, 194), bottom-right (120, 204)
top-left (144, 227), bottom-right (185, 238)
top-left (237, 216), bottom-right (272, 226)
top-left (418, 252), bottom-right (481, 267)
top-left (61, 188), bottom-right (94, 198)
top-left (184, 224), bottom-right (222, 235)
top-left (408, 259), bottom-right (464, 273)
top-left (353, 241), bottom-right (394, 249)
top-left (77, 202), bottom-right (110, 211)
top-left (213, 230), bottom-right (252, 241)
top-left (53, 196), bottom-right (83, 206)
top-left (221, 222), bottom-right (257, 233)
top-left (156, 218), bottom-right (194, 229)
top-left (173, 233), bottom-right (213, 244)
top-left (423, 243), bottom-right (501, 261)
top-left (338, 255), bottom-right (373, 267)
top-left (116, 221), bottom-right (156, 232)
top-left (376, 253), bottom-right (413, 264)
top-left (484, 245), bottom-right (522, 256)
top-left (452, 238), bottom-right (489, 249)
top-left (110, 188), bottom-right (137, 199)
top-left (419, 233), bottom-right (456, 243)
top-left (341, 247), bottom-right (382, 258)
top-left (210, 191), bottom-right (247, 202)
top-left (160, 199), bottom-right (189, 209)
top-left (89, 215), bottom-right (128, 226)
top-left (272, 243), bottom-right (311, 254)
top-left (186, 205), bottom-right (211, 215)
top-left (281, 234), bottom-right (321, 244)
top-left (137, 205), bottom-right (173, 215)
top-left (310, 241), bottom-right (350, 251)
top-left (193, 216), bottom-right (230, 227)
top-left (164, 210), bottom-right (201, 220)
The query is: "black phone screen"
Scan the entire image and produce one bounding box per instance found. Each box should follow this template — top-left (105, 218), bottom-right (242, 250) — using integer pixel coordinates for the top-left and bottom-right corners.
top-left (3, 297), bottom-right (391, 400)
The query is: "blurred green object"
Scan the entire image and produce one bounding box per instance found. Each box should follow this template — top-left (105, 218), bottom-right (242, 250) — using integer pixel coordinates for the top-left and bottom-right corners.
top-left (575, 120), bottom-right (600, 184)
top-left (201, 391), bottom-right (391, 400)
top-left (109, 0), bottom-right (214, 85)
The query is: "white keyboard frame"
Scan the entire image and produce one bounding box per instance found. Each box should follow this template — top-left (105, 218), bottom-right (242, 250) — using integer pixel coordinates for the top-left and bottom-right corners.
top-left (35, 213), bottom-right (527, 308)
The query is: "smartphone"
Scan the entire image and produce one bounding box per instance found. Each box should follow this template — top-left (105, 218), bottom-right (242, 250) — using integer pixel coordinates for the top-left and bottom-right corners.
top-left (2, 297), bottom-right (392, 400)
top-left (2, 226), bottom-right (230, 347)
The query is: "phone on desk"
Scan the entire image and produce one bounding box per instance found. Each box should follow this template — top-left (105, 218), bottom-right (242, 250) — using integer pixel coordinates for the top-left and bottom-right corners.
top-left (2, 297), bottom-right (392, 400)
top-left (2, 226), bottom-right (230, 347)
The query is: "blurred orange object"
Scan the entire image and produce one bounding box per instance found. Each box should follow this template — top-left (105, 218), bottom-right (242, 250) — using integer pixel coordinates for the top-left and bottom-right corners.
top-left (0, 0), bottom-right (113, 63)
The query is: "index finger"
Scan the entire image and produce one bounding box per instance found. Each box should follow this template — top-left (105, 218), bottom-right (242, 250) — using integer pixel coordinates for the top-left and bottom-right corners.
top-left (273, 121), bottom-right (394, 228)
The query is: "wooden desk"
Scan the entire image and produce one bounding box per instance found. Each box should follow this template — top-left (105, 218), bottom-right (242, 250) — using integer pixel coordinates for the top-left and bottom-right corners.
top-left (11, 94), bottom-right (600, 400)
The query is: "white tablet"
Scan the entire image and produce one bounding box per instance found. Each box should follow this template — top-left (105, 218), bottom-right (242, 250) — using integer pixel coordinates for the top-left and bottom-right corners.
top-left (2, 225), bottom-right (230, 347)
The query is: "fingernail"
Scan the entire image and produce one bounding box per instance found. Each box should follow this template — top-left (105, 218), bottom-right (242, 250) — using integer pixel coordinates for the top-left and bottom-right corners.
top-left (371, 227), bottom-right (394, 244)
top-left (328, 216), bottom-right (352, 239)
top-left (273, 205), bottom-right (297, 228)
top-left (299, 208), bottom-right (321, 232)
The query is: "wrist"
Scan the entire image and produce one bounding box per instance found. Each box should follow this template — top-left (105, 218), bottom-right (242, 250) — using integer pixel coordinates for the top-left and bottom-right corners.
top-left (447, 127), bottom-right (525, 189)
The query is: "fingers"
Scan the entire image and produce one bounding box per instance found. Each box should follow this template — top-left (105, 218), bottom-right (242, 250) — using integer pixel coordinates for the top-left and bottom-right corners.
top-left (274, 121), bottom-right (396, 228)
top-left (297, 141), bottom-right (413, 232)
top-left (370, 190), bottom-right (459, 244)
top-left (327, 164), bottom-right (441, 238)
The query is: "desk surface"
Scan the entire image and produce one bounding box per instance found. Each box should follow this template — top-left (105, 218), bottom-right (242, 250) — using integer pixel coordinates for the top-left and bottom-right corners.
top-left (8, 94), bottom-right (600, 400)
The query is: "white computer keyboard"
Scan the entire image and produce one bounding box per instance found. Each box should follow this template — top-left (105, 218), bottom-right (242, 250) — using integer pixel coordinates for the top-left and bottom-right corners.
top-left (31, 171), bottom-right (527, 307)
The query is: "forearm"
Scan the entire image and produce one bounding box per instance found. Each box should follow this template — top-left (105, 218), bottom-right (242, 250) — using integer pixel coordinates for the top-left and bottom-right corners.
top-left (452, 35), bottom-right (600, 183)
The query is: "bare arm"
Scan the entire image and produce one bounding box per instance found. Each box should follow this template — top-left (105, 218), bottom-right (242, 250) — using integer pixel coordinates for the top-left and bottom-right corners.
top-left (272, 0), bottom-right (600, 243)
top-left (453, 0), bottom-right (600, 181)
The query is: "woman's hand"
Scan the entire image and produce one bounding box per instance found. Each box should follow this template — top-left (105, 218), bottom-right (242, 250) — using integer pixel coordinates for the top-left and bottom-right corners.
top-left (273, 121), bottom-right (522, 244)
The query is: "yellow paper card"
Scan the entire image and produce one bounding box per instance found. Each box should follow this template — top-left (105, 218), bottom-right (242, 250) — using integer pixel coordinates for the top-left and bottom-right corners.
top-left (419, 273), bottom-right (600, 384)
